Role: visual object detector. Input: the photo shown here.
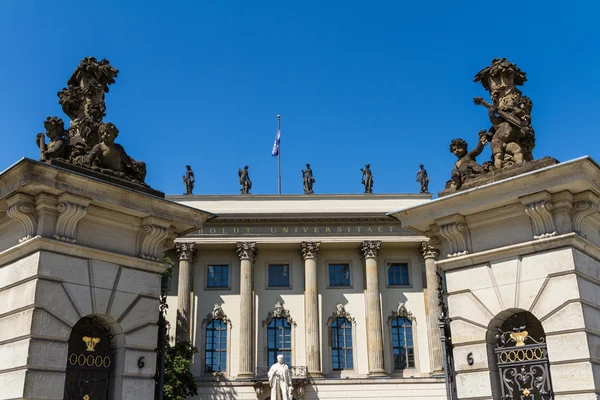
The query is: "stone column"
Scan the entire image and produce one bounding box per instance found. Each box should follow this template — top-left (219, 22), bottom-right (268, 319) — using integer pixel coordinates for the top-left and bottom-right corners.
top-left (237, 242), bottom-right (257, 378)
top-left (301, 241), bottom-right (322, 377)
top-left (360, 241), bottom-right (386, 377)
top-left (176, 242), bottom-right (196, 343)
top-left (421, 241), bottom-right (443, 373)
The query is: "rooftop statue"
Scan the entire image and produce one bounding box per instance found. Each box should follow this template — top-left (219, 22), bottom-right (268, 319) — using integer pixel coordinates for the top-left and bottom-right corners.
top-left (448, 131), bottom-right (488, 190)
top-left (183, 165), bottom-right (195, 195)
top-left (416, 164), bottom-right (429, 193)
top-left (302, 163), bottom-right (315, 194)
top-left (239, 165), bottom-right (252, 195)
top-left (361, 164), bottom-right (374, 194)
top-left (36, 57), bottom-right (151, 189)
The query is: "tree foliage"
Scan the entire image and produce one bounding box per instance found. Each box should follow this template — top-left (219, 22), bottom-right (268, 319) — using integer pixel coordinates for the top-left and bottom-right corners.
top-left (158, 254), bottom-right (199, 400)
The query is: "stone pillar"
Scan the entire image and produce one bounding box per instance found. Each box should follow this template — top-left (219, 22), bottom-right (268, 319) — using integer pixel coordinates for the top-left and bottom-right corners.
top-left (237, 242), bottom-right (257, 378)
top-left (176, 242), bottom-right (196, 343)
top-left (421, 241), bottom-right (443, 373)
top-left (360, 240), bottom-right (386, 377)
top-left (301, 241), bottom-right (322, 377)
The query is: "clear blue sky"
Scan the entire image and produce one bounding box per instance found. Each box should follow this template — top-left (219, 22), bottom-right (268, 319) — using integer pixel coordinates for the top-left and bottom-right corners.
top-left (1, 1), bottom-right (598, 196)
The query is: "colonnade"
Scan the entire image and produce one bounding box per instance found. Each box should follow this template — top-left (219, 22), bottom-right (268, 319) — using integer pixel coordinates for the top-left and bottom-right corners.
top-left (174, 240), bottom-right (442, 377)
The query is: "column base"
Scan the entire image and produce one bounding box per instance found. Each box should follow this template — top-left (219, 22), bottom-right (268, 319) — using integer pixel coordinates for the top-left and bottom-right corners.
top-left (367, 370), bottom-right (389, 378)
top-left (236, 372), bottom-right (254, 379)
top-left (308, 371), bottom-right (323, 378)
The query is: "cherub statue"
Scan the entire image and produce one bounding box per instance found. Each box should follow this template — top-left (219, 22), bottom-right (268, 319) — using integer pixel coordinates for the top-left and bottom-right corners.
top-left (360, 164), bottom-right (374, 194)
top-left (302, 163), bottom-right (315, 194)
top-left (183, 165), bottom-right (195, 195)
top-left (416, 164), bottom-right (429, 193)
top-left (238, 166), bottom-right (252, 195)
top-left (449, 130), bottom-right (488, 190)
top-left (36, 117), bottom-right (69, 161)
top-left (85, 122), bottom-right (147, 183)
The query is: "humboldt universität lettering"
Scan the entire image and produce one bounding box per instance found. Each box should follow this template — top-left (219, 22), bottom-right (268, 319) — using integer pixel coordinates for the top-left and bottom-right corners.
top-left (197, 225), bottom-right (399, 236)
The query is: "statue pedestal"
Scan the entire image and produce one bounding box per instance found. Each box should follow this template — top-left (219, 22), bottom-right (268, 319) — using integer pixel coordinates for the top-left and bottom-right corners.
top-left (0, 158), bottom-right (212, 400)
top-left (391, 156), bottom-right (600, 399)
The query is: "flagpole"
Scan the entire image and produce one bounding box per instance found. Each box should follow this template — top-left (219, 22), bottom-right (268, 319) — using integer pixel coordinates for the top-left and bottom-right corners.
top-left (277, 114), bottom-right (281, 195)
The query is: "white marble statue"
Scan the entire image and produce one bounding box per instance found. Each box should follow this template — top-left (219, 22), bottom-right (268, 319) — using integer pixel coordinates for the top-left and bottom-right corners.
top-left (267, 354), bottom-right (292, 400)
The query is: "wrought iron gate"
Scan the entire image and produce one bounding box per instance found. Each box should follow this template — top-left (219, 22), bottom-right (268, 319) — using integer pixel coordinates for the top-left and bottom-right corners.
top-left (63, 316), bottom-right (113, 400)
top-left (437, 272), bottom-right (457, 400)
top-left (495, 328), bottom-right (554, 399)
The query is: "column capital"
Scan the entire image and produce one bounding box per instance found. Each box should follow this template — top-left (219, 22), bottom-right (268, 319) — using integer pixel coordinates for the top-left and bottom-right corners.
top-left (301, 241), bottom-right (321, 260)
top-left (175, 242), bottom-right (196, 261)
top-left (421, 241), bottom-right (440, 260)
top-left (360, 240), bottom-right (381, 259)
top-left (236, 241), bottom-right (257, 261)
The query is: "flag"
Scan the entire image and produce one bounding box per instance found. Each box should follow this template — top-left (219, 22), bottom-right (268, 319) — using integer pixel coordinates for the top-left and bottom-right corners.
top-left (271, 128), bottom-right (280, 157)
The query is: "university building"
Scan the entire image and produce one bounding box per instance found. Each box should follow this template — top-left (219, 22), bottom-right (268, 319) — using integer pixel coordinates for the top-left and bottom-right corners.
top-left (165, 194), bottom-right (448, 399)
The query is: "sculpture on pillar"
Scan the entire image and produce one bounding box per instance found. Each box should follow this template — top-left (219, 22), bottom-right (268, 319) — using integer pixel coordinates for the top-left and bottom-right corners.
top-left (448, 132), bottom-right (488, 190)
top-left (36, 117), bottom-right (69, 161)
top-left (416, 164), bottom-right (429, 193)
top-left (238, 166), bottom-right (252, 195)
top-left (302, 163), bottom-right (315, 194)
top-left (474, 58), bottom-right (535, 170)
top-left (267, 354), bottom-right (292, 400)
top-left (183, 165), bottom-right (195, 195)
top-left (360, 164), bottom-right (374, 194)
top-left (36, 57), bottom-right (151, 187)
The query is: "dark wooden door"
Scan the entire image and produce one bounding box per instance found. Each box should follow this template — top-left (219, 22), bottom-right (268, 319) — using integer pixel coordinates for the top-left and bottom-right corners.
top-left (63, 317), bottom-right (113, 400)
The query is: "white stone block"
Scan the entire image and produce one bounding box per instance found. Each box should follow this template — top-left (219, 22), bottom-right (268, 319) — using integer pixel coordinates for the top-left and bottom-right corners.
top-left (453, 343), bottom-right (490, 371)
top-left (0, 252), bottom-right (39, 290)
top-left (449, 319), bottom-right (487, 345)
top-left (0, 338), bottom-right (29, 370)
top-left (520, 248), bottom-right (575, 282)
top-left (546, 332), bottom-right (590, 362)
top-left (446, 263), bottom-right (493, 292)
top-left (583, 304), bottom-right (600, 332)
top-left (27, 340), bottom-right (69, 370)
top-left (550, 362), bottom-right (596, 393)
top-left (0, 309), bottom-right (34, 342)
top-left (124, 324), bottom-right (158, 349)
top-left (121, 377), bottom-right (154, 400)
top-left (23, 370), bottom-right (65, 399)
top-left (123, 349), bottom-right (156, 375)
top-left (91, 259), bottom-right (120, 289)
top-left (573, 249), bottom-right (600, 282)
top-left (119, 297), bottom-right (159, 333)
top-left (0, 279), bottom-right (36, 315)
top-left (455, 370), bottom-right (493, 398)
top-left (0, 369), bottom-right (25, 399)
top-left (530, 274), bottom-right (579, 320)
top-left (93, 287), bottom-right (113, 315)
top-left (38, 251), bottom-right (90, 286)
top-left (35, 279), bottom-right (80, 326)
top-left (63, 282), bottom-right (93, 317)
top-left (543, 302), bottom-right (585, 333)
top-left (448, 292), bottom-right (493, 327)
top-left (108, 291), bottom-right (138, 321)
top-left (31, 309), bottom-right (71, 339)
top-left (116, 267), bottom-right (161, 296)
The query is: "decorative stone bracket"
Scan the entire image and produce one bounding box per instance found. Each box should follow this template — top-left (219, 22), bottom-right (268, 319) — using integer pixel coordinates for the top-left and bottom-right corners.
top-left (520, 192), bottom-right (557, 239)
top-left (6, 193), bottom-right (37, 242)
top-left (201, 303), bottom-right (231, 327)
top-left (53, 193), bottom-right (91, 243)
top-left (572, 191), bottom-right (599, 235)
top-left (435, 215), bottom-right (471, 257)
top-left (138, 216), bottom-right (171, 262)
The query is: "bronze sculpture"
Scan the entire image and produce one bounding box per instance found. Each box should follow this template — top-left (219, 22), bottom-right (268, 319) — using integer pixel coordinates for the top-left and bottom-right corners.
top-left (361, 164), bottom-right (373, 194)
top-left (238, 166), bottom-right (252, 195)
top-left (416, 164), bottom-right (429, 193)
top-left (302, 163), bottom-right (315, 194)
top-left (183, 165), bottom-right (195, 195)
top-left (36, 57), bottom-right (148, 186)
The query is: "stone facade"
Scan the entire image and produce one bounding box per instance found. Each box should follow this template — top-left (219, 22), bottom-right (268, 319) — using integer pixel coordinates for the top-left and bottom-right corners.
top-left (390, 156), bottom-right (600, 399)
top-left (166, 194), bottom-right (447, 399)
top-left (0, 159), bottom-right (212, 400)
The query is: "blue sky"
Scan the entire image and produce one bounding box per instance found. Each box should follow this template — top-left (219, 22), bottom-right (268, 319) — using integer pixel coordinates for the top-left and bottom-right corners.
top-left (0, 1), bottom-right (598, 196)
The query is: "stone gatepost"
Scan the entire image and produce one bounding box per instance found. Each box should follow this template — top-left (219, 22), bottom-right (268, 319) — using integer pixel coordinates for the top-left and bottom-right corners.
top-left (0, 159), bottom-right (212, 400)
top-left (389, 157), bottom-right (600, 399)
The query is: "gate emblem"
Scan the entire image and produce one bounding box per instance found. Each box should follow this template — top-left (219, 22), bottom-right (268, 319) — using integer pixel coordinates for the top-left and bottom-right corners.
top-left (82, 336), bottom-right (100, 352)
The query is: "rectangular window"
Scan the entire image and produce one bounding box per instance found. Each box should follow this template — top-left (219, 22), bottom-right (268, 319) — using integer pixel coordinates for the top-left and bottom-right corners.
top-left (268, 264), bottom-right (290, 288)
top-left (205, 319), bottom-right (227, 372)
top-left (392, 317), bottom-right (415, 370)
top-left (331, 317), bottom-right (353, 370)
top-left (388, 263), bottom-right (410, 286)
top-left (329, 264), bottom-right (351, 287)
top-left (267, 318), bottom-right (292, 366)
top-left (207, 265), bottom-right (229, 288)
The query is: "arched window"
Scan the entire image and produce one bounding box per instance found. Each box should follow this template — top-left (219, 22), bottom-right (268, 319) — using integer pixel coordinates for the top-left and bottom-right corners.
top-left (331, 317), bottom-right (353, 370)
top-left (205, 319), bottom-right (227, 372)
top-left (267, 317), bottom-right (291, 366)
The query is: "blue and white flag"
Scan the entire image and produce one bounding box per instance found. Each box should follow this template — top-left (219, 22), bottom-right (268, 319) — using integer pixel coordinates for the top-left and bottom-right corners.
top-left (271, 128), bottom-right (280, 157)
